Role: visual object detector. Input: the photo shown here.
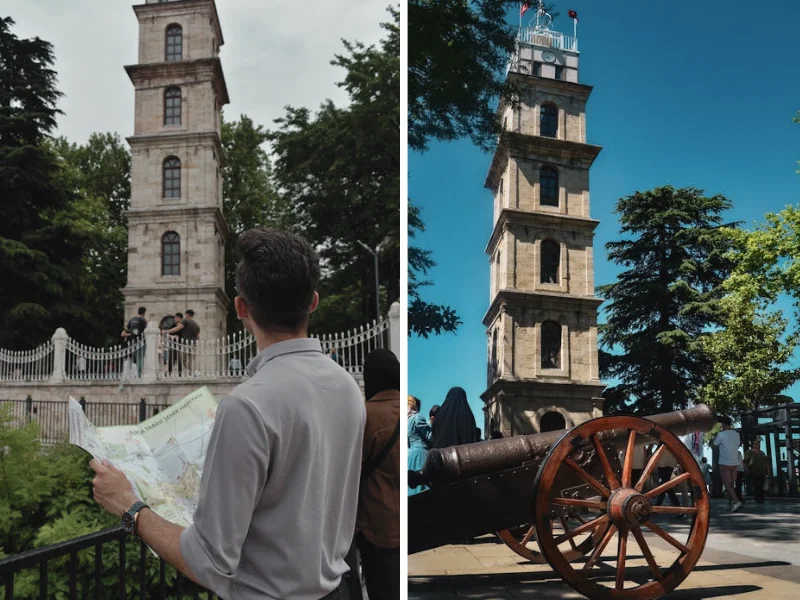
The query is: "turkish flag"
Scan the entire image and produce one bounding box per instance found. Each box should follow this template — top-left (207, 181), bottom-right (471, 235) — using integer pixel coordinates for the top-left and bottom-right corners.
top-left (521, 2), bottom-right (532, 16)
top-left (568, 9), bottom-right (578, 19)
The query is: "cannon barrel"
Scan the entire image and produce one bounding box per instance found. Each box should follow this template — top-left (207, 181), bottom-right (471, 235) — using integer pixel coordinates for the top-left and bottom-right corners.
top-left (419, 404), bottom-right (715, 488)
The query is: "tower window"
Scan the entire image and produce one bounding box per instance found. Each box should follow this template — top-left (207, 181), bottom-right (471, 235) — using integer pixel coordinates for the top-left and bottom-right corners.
top-left (540, 103), bottom-right (558, 138)
top-left (541, 321), bottom-right (561, 369)
top-left (555, 66), bottom-right (564, 81)
top-left (166, 25), bottom-right (183, 62)
top-left (164, 87), bottom-right (181, 126)
top-left (533, 62), bottom-right (542, 76)
top-left (540, 240), bottom-right (560, 284)
top-left (540, 166), bottom-right (559, 206)
top-left (490, 329), bottom-right (498, 384)
top-left (161, 232), bottom-right (180, 276)
top-left (540, 411), bottom-right (566, 432)
top-left (163, 156), bottom-right (181, 199)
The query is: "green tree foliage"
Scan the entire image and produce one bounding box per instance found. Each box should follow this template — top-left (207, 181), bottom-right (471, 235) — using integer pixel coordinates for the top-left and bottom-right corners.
top-left (598, 186), bottom-right (736, 415)
top-left (702, 207), bottom-right (800, 414)
top-left (408, 0), bottom-right (555, 152)
top-left (222, 115), bottom-right (291, 334)
top-left (408, 203), bottom-right (461, 337)
top-left (0, 18), bottom-right (95, 349)
top-left (52, 133), bottom-right (131, 346)
top-left (268, 8), bottom-right (400, 332)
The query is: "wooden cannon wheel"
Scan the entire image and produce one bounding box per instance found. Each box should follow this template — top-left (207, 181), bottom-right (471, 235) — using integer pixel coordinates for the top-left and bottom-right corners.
top-left (497, 520), bottom-right (603, 563)
top-left (532, 415), bottom-right (709, 600)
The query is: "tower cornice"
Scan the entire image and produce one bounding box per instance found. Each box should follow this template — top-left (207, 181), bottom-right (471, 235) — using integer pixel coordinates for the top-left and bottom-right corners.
top-left (125, 205), bottom-right (229, 241)
top-left (125, 58), bottom-right (230, 106)
top-left (485, 132), bottom-right (602, 190)
top-left (485, 208), bottom-right (599, 256)
top-left (480, 379), bottom-right (606, 404)
top-left (482, 289), bottom-right (603, 327)
top-left (126, 130), bottom-right (226, 167)
top-left (133, 0), bottom-right (224, 46)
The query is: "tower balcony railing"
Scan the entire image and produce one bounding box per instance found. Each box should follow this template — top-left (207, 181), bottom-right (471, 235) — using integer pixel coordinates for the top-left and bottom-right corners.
top-left (517, 26), bottom-right (577, 52)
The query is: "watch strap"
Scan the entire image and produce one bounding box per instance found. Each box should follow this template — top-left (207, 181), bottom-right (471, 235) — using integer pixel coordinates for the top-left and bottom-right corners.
top-left (124, 501), bottom-right (148, 535)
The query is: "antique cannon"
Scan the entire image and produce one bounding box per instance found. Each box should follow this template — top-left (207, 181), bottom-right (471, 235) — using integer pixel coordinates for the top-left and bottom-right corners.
top-left (409, 405), bottom-right (716, 600)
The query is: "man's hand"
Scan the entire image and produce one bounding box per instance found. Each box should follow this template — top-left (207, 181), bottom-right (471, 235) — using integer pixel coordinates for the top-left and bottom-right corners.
top-left (90, 459), bottom-right (139, 518)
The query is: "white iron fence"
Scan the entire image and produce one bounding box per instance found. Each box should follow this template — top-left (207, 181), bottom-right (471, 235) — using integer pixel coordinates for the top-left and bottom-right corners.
top-left (0, 302), bottom-right (400, 384)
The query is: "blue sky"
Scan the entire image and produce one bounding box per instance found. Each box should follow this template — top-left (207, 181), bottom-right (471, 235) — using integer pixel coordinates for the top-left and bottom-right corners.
top-left (408, 1), bottom-right (800, 426)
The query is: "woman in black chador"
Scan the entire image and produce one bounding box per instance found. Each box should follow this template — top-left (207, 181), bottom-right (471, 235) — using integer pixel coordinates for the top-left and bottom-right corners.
top-left (431, 386), bottom-right (480, 448)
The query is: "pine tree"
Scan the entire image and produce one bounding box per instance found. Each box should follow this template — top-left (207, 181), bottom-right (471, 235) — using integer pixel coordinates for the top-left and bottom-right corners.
top-left (598, 186), bottom-right (736, 415)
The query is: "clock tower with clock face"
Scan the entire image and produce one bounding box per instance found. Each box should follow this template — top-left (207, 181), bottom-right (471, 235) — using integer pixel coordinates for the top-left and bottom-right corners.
top-left (481, 12), bottom-right (606, 437)
top-left (122, 0), bottom-right (230, 343)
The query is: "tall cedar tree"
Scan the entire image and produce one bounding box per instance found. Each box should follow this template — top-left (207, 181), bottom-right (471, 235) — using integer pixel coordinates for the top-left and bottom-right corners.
top-left (269, 9), bottom-right (400, 332)
top-left (0, 18), bottom-right (94, 349)
top-left (598, 186), bottom-right (736, 415)
top-left (407, 1), bottom-right (554, 336)
top-left (222, 115), bottom-right (291, 334)
top-left (52, 133), bottom-right (131, 346)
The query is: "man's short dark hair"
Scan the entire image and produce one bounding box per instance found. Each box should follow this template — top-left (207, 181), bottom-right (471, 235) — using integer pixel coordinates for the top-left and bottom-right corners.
top-left (175, 312), bottom-right (184, 319)
top-left (235, 228), bottom-right (320, 331)
top-left (185, 309), bottom-right (194, 317)
top-left (138, 306), bottom-right (146, 315)
top-left (718, 415), bottom-right (733, 426)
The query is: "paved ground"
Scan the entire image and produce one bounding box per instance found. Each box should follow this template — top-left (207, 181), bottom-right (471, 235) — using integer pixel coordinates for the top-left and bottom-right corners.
top-left (408, 498), bottom-right (800, 599)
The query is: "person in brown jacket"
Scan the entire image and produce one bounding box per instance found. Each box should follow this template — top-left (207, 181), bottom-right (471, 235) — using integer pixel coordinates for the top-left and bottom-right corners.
top-left (356, 348), bottom-right (400, 599)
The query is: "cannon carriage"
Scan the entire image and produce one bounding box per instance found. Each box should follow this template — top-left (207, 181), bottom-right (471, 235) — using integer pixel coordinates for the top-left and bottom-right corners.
top-left (409, 405), bottom-right (716, 600)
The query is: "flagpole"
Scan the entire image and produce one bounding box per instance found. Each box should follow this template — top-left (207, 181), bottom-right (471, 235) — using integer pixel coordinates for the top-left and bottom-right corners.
top-left (573, 17), bottom-right (577, 40)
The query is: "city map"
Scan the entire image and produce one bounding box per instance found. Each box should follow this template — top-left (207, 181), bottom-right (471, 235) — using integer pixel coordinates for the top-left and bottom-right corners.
top-left (68, 387), bottom-right (219, 528)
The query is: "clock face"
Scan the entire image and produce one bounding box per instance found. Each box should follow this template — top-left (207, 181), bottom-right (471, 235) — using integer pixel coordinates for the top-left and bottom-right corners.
top-left (542, 51), bottom-right (556, 63)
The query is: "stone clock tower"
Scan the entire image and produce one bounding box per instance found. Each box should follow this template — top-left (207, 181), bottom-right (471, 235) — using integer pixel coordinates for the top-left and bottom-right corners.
top-left (122, 0), bottom-right (229, 341)
top-left (481, 12), bottom-right (605, 436)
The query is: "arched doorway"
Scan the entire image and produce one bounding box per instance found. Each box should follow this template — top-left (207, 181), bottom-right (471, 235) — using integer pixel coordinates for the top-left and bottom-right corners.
top-left (540, 411), bottom-right (566, 433)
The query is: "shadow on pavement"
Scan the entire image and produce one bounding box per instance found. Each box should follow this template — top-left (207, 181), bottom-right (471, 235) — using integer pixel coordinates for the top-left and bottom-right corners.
top-left (667, 585), bottom-right (762, 598)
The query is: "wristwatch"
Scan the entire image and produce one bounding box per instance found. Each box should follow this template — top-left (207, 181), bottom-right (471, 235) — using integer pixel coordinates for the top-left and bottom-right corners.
top-left (122, 501), bottom-right (148, 536)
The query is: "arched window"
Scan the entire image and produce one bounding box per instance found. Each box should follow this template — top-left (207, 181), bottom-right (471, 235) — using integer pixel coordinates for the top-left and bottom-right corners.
top-left (541, 321), bottom-right (561, 369)
top-left (161, 232), bottom-right (180, 276)
top-left (540, 240), bottom-right (560, 284)
top-left (164, 87), bottom-right (181, 126)
top-left (163, 157), bottom-right (181, 198)
top-left (540, 166), bottom-right (559, 207)
top-left (540, 103), bottom-right (558, 138)
top-left (540, 411), bottom-right (566, 432)
top-left (165, 25), bottom-right (182, 62)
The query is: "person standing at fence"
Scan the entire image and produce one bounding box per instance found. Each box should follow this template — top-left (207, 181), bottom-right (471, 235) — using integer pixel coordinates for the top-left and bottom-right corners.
top-left (744, 438), bottom-right (769, 504)
top-left (90, 227), bottom-right (365, 600)
top-left (162, 313), bottom-right (184, 376)
top-left (181, 310), bottom-right (201, 375)
top-left (122, 307), bottom-right (147, 377)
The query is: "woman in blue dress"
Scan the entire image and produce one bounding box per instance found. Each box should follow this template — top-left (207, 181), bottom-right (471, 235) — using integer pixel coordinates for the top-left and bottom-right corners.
top-left (408, 395), bottom-right (433, 495)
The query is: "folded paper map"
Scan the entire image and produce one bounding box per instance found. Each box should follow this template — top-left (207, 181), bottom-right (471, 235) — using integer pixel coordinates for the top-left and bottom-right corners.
top-left (68, 387), bottom-right (219, 529)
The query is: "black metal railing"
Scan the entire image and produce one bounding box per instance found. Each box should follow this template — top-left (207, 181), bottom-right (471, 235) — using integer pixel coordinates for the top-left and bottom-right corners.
top-left (0, 398), bottom-right (171, 445)
top-left (0, 526), bottom-right (218, 599)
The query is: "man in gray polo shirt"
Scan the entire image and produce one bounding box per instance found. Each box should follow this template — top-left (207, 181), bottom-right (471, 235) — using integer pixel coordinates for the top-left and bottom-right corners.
top-left (90, 228), bottom-right (366, 599)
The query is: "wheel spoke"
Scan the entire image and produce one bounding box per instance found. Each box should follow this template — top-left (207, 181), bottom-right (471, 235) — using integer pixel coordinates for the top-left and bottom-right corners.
top-left (635, 443), bottom-right (667, 492)
top-left (559, 516), bottom-right (579, 550)
top-left (552, 498), bottom-right (606, 510)
top-left (565, 457), bottom-right (611, 498)
top-left (632, 526), bottom-right (663, 581)
top-left (622, 430), bottom-right (637, 488)
top-left (644, 472), bottom-right (691, 499)
top-left (616, 529), bottom-right (628, 591)
top-left (650, 505), bottom-right (698, 515)
top-left (553, 514), bottom-right (608, 545)
top-left (644, 520), bottom-right (690, 554)
top-left (583, 523), bottom-right (617, 571)
top-left (520, 525), bottom-right (536, 546)
top-left (590, 434), bottom-right (620, 490)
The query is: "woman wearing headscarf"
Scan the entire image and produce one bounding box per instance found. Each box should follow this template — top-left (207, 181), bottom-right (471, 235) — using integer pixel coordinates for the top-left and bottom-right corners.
top-left (355, 348), bottom-right (400, 600)
top-left (431, 386), bottom-right (480, 448)
top-left (408, 395), bottom-right (433, 496)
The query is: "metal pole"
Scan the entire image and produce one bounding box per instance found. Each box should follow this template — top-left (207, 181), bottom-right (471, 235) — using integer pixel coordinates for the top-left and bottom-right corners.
top-left (374, 251), bottom-right (381, 323)
top-left (787, 423), bottom-right (797, 496)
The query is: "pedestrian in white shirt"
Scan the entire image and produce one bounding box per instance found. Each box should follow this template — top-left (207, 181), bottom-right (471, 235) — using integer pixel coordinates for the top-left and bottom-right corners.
top-left (712, 416), bottom-right (743, 512)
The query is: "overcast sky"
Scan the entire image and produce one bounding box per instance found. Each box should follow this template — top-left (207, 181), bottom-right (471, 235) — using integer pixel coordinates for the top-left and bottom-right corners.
top-left (4, 0), bottom-right (391, 144)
